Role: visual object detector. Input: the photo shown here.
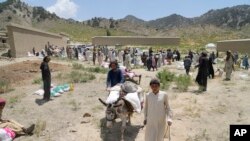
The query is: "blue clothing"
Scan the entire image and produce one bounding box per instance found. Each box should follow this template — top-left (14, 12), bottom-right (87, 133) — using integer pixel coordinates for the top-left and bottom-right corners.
top-left (183, 58), bottom-right (192, 68)
top-left (242, 56), bottom-right (249, 69)
top-left (106, 68), bottom-right (124, 87)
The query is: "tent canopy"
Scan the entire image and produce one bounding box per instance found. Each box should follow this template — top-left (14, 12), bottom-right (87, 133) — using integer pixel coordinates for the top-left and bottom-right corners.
top-left (205, 43), bottom-right (216, 48)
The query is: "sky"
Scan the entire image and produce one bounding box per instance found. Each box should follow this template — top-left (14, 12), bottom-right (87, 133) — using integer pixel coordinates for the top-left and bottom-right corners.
top-left (1, 0), bottom-right (250, 21)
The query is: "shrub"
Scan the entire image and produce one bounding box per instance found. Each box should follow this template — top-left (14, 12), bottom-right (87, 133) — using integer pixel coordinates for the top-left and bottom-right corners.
top-left (0, 79), bottom-right (12, 94)
top-left (34, 119), bottom-right (46, 137)
top-left (175, 74), bottom-right (192, 92)
top-left (87, 67), bottom-right (108, 74)
top-left (55, 71), bottom-right (96, 83)
top-left (7, 16), bottom-right (12, 21)
top-left (12, 9), bottom-right (16, 14)
top-left (56, 72), bottom-right (63, 79)
top-left (32, 78), bottom-right (42, 84)
top-left (72, 63), bottom-right (84, 70)
top-left (9, 95), bottom-right (21, 105)
top-left (156, 69), bottom-right (175, 90)
top-left (69, 71), bottom-right (95, 83)
top-left (72, 63), bottom-right (108, 73)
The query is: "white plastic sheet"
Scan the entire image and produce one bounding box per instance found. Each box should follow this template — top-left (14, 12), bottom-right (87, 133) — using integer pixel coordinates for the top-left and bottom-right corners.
top-left (105, 85), bottom-right (143, 113)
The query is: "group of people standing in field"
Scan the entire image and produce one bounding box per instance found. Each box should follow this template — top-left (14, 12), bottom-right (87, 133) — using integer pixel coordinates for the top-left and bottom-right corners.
top-left (192, 50), bottom-right (248, 92)
top-left (37, 45), bottom-right (249, 141)
top-left (143, 47), bottom-right (181, 71)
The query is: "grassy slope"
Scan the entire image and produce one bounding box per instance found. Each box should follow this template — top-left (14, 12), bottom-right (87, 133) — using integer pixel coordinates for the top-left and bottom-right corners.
top-left (155, 25), bottom-right (250, 52)
top-left (34, 20), bottom-right (137, 42)
top-left (34, 20), bottom-right (250, 51)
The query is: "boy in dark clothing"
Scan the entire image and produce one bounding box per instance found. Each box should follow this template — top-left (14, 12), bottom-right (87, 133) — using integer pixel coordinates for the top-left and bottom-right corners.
top-left (183, 56), bottom-right (192, 75)
top-left (188, 50), bottom-right (193, 61)
top-left (146, 57), bottom-right (152, 71)
top-left (176, 50), bottom-right (181, 61)
top-left (208, 56), bottom-right (215, 79)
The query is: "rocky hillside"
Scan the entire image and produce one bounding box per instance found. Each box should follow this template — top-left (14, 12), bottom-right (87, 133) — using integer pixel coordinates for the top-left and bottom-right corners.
top-left (195, 5), bottom-right (250, 29)
top-left (147, 14), bottom-right (194, 29)
top-left (0, 0), bottom-right (59, 30)
top-left (1, 0), bottom-right (250, 31)
top-left (122, 15), bottom-right (145, 24)
top-left (146, 5), bottom-right (250, 30)
top-left (84, 5), bottom-right (250, 32)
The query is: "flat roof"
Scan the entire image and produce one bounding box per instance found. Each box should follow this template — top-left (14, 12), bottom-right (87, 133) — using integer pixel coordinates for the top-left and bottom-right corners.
top-left (217, 38), bottom-right (250, 42)
top-left (7, 23), bottom-right (62, 38)
top-left (92, 36), bottom-right (179, 39)
top-left (92, 36), bottom-right (180, 46)
top-left (0, 33), bottom-right (7, 36)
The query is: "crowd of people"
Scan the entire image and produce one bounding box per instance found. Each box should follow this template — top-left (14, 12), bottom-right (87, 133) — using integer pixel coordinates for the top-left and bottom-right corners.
top-left (40, 44), bottom-right (249, 95)
top-left (20, 44), bottom-right (250, 141)
top-left (31, 42), bottom-right (66, 58)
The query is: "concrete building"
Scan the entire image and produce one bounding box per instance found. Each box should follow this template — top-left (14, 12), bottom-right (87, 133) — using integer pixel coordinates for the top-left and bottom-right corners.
top-left (0, 31), bottom-right (8, 48)
top-left (92, 36), bottom-right (180, 46)
top-left (7, 24), bottom-right (69, 57)
top-left (217, 39), bottom-right (250, 54)
top-left (0, 32), bottom-right (8, 43)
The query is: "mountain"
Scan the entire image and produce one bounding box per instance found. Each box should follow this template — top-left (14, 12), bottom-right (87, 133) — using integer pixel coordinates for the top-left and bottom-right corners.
top-left (195, 5), bottom-right (250, 29)
top-left (148, 14), bottom-right (194, 29)
top-left (1, 0), bottom-right (250, 31)
top-left (146, 5), bottom-right (250, 30)
top-left (0, 0), bottom-right (60, 30)
top-left (1, 0), bottom-right (250, 48)
top-left (122, 15), bottom-right (145, 24)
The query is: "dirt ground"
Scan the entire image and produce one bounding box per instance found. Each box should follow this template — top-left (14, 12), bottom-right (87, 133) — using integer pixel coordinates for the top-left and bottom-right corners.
top-left (0, 57), bottom-right (250, 141)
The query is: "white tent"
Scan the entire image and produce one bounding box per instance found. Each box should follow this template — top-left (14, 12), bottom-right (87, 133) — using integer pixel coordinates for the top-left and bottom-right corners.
top-left (205, 43), bottom-right (216, 49)
top-left (205, 43), bottom-right (217, 53)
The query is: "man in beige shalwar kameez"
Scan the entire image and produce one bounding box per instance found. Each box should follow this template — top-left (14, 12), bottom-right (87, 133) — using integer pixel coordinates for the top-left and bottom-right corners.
top-left (144, 79), bottom-right (173, 141)
top-left (224, 50), bottom-right (234, 81)
top-left (124, 52), bottom-right (131, 70)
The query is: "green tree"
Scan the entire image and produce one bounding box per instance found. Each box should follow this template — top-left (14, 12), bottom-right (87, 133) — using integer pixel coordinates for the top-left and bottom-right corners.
top-left (92, 17), bottom-right (100, 27)
top-left (12, 9), bottom-right (16, 14)
top-left (7, 16), bottom-right (12, 21)
top-left (106, 29), bottom-right (111, 36)
top-left (87, 20), bottom-right (91, 26)
top-left (109, 18), bottom-right (115, 28)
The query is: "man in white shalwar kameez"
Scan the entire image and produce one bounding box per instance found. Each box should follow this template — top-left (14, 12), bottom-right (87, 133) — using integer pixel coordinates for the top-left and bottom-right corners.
top-left (97, 50), bottom-right (104, 66)
top-left (144, 79), bottom-right (173, 141)
top-left (118, 50), bottom-right (124, 63)
top-left (124, 53), bottom-right (131, 70)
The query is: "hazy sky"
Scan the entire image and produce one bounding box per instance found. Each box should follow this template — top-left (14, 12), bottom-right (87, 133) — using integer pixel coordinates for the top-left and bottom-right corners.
top-left (1, 0), bottom-right (250, 21)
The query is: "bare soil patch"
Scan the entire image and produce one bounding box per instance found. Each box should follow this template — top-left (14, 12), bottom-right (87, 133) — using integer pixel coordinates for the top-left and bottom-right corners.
top-left (0, 60), bottom-right (70, 85)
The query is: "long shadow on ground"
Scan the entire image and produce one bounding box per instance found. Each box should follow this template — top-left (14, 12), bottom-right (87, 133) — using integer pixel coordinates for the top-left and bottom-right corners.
top-left (100, 118), bottom-right (142, 141)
